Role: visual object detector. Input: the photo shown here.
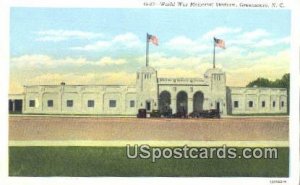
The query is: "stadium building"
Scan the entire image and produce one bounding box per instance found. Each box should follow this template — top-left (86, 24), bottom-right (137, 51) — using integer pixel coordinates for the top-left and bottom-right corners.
top-left (8, 65), bottom-right (288, 116)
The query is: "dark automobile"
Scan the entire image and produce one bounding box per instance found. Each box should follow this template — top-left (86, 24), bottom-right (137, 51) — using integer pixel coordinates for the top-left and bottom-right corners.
top-left (189, 109), bottom-right (220, 118)
top-left (189, 111), bottom-right (201, 118)
top-left (150, 110), bottom-right (161, 118)
top-left (172, 111), bottom-right (188, 118)
top-left (202, 109), bottom-right (220, 118)
top-left (160, 108), bottom-right (173, 118)
top-left (137, 109), bottom-right (147, 118)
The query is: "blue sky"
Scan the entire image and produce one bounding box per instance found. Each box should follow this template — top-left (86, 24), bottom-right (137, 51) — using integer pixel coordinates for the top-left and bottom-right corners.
top-left (10, 8), bottom-right (290, 93)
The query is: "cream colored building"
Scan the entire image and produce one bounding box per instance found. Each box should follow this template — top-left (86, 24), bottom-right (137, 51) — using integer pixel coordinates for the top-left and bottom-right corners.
top-left (8, 66), bottom-right (288, 116)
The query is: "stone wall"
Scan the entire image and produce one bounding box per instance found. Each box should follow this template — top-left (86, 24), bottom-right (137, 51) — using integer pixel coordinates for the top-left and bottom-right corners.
top-left (22, 85), bottom-right (137, 115)
top-left (227, 87), bottom-right (288, 114)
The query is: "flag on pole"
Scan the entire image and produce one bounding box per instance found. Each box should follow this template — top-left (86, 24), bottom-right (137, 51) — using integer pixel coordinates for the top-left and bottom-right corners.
top-left (147, 33), bottom-right (159, 46)
top-left (214, 37), bottom-right (225, 49)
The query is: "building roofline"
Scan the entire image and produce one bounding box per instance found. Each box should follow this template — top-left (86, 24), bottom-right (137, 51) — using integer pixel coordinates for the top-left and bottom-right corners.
top-left (23, 84), bottom-right (136, 88)
top-left (227, 86), bottom-right (287, 90)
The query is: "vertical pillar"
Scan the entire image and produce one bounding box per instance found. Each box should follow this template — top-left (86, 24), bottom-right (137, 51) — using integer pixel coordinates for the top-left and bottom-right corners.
top-left (256, 94), bottom-right (259, 113)
top-left (153, 99), bottom-right (158, 110)
top-left (12, 100), bottom-right (15, 112)
top-left (277, 95), bottom-right (280, 112)
top-left (79, 91), bottom-right (83, 113)
top-left (170, 98), bottom-right (176, 114)
top-left (203, 98), bottom-right (209, 110)
top-left (244, 94), bottom-right (247, 112)
top-left (188, 98), bottom-right (193, 114)
top-left (39, 92), bottom-right (43, 113)
top-left (59, 90), bottom-right (63, 113)
top-left (122, 92), bottom-right (127, 114)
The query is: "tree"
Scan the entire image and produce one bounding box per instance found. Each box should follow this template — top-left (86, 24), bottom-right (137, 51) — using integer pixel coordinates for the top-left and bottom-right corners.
top-left (246, 78), bottom-right (272, 88)
top-left (246, 73), bottom-right (289, 89)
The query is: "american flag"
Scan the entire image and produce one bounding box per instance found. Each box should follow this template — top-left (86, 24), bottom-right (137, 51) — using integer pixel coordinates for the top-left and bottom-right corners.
top-left (214, 37), bottom-right (225, 49)
top-left (147, 33), bottom-right (158, 46)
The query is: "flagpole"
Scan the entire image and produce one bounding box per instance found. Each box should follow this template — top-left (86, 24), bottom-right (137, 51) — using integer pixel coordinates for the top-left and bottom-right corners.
top-left (213, 38), bottom-right (216, 68)
top-left (146, 33), bottom-right (149, 67)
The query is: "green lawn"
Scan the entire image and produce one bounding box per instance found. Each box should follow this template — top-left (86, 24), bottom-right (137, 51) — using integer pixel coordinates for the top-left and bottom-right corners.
top-left (9, 146), bottom-right (289, 177)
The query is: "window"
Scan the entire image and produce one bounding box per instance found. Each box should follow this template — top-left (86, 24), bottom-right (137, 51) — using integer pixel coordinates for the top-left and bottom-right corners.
top-left (248, 101), bottom-right (253, 108)
top-left (67, 100), bottom-right (73, 107)
top-left (29, 100), bottom-right (35, 107)
top-left (261, 101), bottom-right (265, 108)
top-left (87, 100), bottom-right (94, 107)
top-left (109, 100), bottom-right (116, 108)
top-left (272, 101), bottom-right (276, 107)
top-left (281, 101), bottom-right (284, 107)
top-left (234, 101), bottom-right (239, 108)
top-left (47, 100), bottom-right (53, 107)
top-left (129, 100), bottom-right (135, 107)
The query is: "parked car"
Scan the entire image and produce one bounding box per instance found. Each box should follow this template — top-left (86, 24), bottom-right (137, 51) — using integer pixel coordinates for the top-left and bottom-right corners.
top-left (172, 111), bottom-right (188, 118)
top-left (189, 109), bottom-right (220, 118)
top-left (202, 109), bottom-right (220, 118)
top-left (189, 111), bottom-right (200, 118)
top-left (150, 110), bottom-right (161, 118)
top-left (137, 109), bottom-right (147, 118)
top-left (161, 108), bottom-right (173, 118)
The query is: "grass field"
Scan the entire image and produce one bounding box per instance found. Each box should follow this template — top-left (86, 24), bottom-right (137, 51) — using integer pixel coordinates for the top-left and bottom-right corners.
top-left (9, 146), bottom-right (289, 177)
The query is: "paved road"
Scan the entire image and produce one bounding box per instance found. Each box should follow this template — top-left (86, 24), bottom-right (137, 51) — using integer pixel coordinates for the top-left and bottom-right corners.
top-left (9, 116), bottom-right (288, 141)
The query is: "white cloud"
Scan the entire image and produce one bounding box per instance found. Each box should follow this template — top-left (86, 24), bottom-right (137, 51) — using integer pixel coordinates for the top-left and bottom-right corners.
top-left (255, 36), bottom-right (290, 47)
top-left (165, 36), bottom-right (209, 54)
top-left (95, 57), bottom-right (127, 66)
top-left (10, 26), bottom-right (290, 93)
top-left (10, 72), bottom-right (136, 94)
top-left (226, 50), bottom-right (289, 86)
top-left (71, 32), bottom-right (142, 51)
top-left (71, 41), bottom-right (112, 51)
top-left (164, 27), bottom-right (286, 55)
top-left (239, 29), bottom-right (269, 41)
top-left (10, 55), bottom-right (127, 68)
top-left (144, 48), bottom-right (289, 87)
top-left (221, 28), bottom-right (289, 50)
top-left (202, 27), bottom-right (242, 40)
top-left (36, 30), bottom-right (103, 42)
top-left (113, 33), bottom-right (141, 48)
top-left (228, 29), bottom-right (271, 46)
top-left (9, 49), bottom-right (289, 94)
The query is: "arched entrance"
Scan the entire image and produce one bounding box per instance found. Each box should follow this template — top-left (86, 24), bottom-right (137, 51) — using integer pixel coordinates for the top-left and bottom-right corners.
top-left (193, 91), bottom-right (204, 112)
top-left (159, 91), bottom-right (171, 112)
top-left (176, 91), bottom-right (188, 114)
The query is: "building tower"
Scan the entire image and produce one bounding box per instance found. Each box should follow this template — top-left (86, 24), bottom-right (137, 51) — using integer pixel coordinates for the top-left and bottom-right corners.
top-left (204, 68), bottom-right (227, 115)
top-left (136, 66), bottom-right (158, 113)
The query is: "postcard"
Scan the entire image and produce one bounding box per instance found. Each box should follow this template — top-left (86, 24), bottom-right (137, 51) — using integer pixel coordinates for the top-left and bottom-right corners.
top-left (1, 0), bottom-right (299, 184)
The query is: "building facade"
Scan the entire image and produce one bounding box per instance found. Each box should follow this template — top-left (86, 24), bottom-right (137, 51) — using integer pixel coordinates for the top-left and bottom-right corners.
top-left (8, 66), bottom-right (288, 116)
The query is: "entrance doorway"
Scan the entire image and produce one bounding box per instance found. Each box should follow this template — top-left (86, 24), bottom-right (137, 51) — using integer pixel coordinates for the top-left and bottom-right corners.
top-left (9, 99), bottom-right (23, 113)
top-left (146, 101), bottom-right (151, 111)
top-left (159, 91), bottom-right (171, 112)
top-left (176, 91), bottom-right (188, 114)
top-left (193, 91), bottom-right (204, 112)
top-left (216, 102), bottom-right (220, 112)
